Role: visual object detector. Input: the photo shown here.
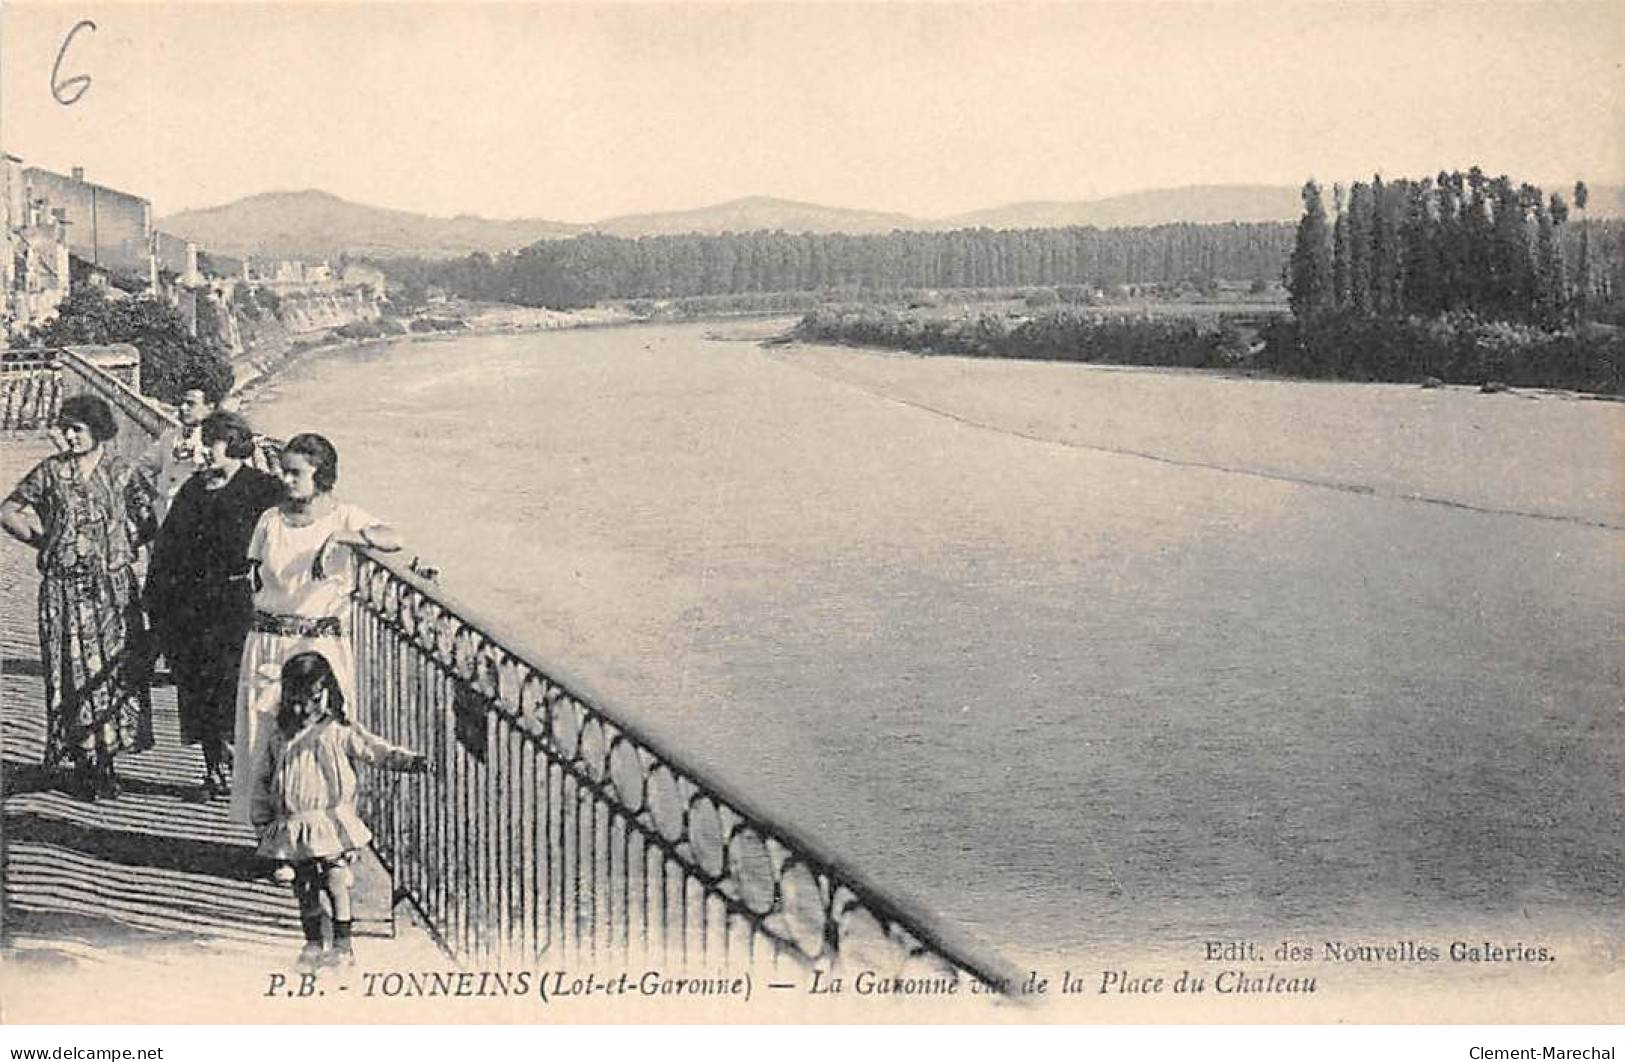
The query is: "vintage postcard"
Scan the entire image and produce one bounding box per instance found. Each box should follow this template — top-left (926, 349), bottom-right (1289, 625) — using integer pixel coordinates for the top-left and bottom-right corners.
top-left (0, 0), bottom-right (1620, 1032)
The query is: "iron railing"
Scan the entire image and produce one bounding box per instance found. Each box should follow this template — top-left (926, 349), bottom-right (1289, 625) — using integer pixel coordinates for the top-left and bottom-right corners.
top-left (348, 551), bottom-right (1016, 985)
top-left (3, 347), bottom-right (1020, 990)
top-left (0, 351), bottom-right (61, 431)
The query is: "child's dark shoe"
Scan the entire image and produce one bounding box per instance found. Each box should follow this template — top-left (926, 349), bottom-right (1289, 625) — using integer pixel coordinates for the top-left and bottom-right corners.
top-left (66, 763), bottom-right (98, 802)
top-left (95, 759), bottom-right (120, 800)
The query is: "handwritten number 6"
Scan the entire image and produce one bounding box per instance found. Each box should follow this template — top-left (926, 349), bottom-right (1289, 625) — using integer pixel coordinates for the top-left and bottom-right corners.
top-left (52, 20), bottom-right (96, 105)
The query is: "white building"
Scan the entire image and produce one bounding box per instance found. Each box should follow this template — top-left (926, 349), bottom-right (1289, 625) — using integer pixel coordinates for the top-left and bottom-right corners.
top-left (3, 152), bottom-right (73, 337)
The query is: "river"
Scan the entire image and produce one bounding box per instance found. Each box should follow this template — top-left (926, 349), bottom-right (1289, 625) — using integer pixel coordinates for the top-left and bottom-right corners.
top-left (243, 320), bottom-right (1622, 980)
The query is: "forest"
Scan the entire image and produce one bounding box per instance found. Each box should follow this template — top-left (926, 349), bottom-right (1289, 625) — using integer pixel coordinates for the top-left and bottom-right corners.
top-left (1284, 171), bottom-right (1618, 327)
top-left (379, 222), bottom-right (1295, 308)
top-left (788, 171), bottom-right (1622, 395)
top-left (1268, 171), bottom-right (1623, 391)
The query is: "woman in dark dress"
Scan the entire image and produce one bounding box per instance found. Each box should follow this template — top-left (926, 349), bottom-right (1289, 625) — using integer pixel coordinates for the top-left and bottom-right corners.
top-left (145, 411), bottom-right (283, 798)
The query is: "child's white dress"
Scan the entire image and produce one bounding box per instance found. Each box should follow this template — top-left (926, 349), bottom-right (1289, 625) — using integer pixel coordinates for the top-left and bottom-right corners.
top-left (250, 718), bottom-right (418, 861)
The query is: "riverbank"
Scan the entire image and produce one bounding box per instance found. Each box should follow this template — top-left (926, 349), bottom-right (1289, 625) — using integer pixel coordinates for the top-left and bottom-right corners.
top-left (228, 301), bottom-right (637, 405)
top-left (229, 299), bottom-right (814, 407)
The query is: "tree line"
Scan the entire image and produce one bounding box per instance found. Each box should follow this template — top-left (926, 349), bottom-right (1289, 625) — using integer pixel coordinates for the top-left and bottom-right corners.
top-left (1272, 169), bottom-right (1622, 392)
top-left (380, 223), bottom-right (1295, 309)
top-left (1287, 170), bottom-right (1620, 327)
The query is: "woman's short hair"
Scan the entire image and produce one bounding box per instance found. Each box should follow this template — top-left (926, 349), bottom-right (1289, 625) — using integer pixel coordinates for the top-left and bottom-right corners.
top-left (199, 410), bottom-right (258, 460)
top-left (178, 366), bottom-right (229, 407)
top-left (281, 432), bottom-right (339, 492)
top-left (276, 651), bottom-right (348, 735)
top-left (57, 395), bottom-right (118, 442)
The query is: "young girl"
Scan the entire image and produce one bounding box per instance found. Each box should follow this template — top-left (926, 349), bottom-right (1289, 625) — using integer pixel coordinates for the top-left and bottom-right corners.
top-left (250, 652), bottom-right (428, 970)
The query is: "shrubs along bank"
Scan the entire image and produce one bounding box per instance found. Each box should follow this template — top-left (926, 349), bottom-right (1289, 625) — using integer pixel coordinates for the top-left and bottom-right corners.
top-left (793, 307), bottom-right (1250, 370)
top-left (330, 315), bottom-right (466, 341)
top-left (794, 305), bottom-right (1621, 395)
top-left (1259, 312), bottom-right (1621, 394)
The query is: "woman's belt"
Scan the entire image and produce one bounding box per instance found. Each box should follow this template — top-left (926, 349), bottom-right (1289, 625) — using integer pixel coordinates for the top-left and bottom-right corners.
top-left (252, 611), bottom-right (341, 638)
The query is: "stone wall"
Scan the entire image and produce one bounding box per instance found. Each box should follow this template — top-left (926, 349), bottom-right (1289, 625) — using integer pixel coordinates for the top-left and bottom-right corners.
top-left (216, 284), bottom-right (382, 384)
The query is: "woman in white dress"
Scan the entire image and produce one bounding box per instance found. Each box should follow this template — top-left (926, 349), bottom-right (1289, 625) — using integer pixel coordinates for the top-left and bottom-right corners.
top-left (228, 433), bottom-right (401, 829)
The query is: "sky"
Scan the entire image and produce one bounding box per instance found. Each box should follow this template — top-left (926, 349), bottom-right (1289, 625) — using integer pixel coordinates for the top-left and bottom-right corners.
top-left (1, 1), bottom-right (1621, 222)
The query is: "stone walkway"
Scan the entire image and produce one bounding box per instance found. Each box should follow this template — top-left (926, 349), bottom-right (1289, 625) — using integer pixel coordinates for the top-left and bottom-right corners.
top-left (0, 434), bottom-right (443, 1010)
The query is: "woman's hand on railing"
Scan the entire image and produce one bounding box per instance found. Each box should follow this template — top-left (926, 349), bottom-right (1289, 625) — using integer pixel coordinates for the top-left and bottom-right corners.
top-left (315, 522), bottom-right (403, 579)
top-left (356, 521), bottom-right (402, 554)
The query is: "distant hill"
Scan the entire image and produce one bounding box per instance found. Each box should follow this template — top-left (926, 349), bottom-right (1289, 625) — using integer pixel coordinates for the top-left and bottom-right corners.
top-left (157, 190), bottom-right (582, 260)
top-left (942, 185), bottom-right (1305, 229)
top-left (936, 182), bottom-right (1625, 231)
top-left (161, 182), bottom-right (1624, 263)
top-left (589, 196), bottom-right (918, 237)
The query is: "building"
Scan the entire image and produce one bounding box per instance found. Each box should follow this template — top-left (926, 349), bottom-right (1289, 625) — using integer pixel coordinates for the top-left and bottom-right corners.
top-left (153, 230), bottom-right (201, 283)
top-left (197, 248), bottom-right (245, 280)
top-left (23, 164), bottom-right (153, 278)
top-left (3, 152), bottom-right (73, 336)
top-left (341, 261), bottom-right (387, 294)
top-left (2, 152), bottom-right (22, 298)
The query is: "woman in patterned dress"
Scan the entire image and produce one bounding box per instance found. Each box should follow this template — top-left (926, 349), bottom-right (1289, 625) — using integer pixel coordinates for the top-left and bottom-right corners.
top-left (1, 394), bottom-right (155, 799)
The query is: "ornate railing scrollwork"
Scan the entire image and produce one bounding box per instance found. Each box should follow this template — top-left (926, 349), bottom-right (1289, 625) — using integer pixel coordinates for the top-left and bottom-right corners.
top-left (348, 548), bottom-right (1018, 989)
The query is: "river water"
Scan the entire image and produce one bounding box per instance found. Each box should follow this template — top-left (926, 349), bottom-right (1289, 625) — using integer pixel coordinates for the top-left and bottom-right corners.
top-left (244, 320), bottom-right (1622, 977)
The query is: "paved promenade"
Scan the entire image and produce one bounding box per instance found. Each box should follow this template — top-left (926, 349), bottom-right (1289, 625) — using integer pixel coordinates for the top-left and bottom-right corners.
top-left (0, 435), bottom-right (442, 1017)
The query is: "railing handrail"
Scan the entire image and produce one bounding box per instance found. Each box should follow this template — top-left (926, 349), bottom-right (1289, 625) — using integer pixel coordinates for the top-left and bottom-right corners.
top-left (55, 347), bottom-right (173, 440)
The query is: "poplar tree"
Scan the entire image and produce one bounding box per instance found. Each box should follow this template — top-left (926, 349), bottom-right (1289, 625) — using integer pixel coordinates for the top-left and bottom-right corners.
top-left (1346, 181), bottom-right (1374, 315)
top-left (1434, 172), bottom-right (1464, 310)
top-left (1534, 192), bottom-right (1565, 328)
top-left (1287, 180), bottom-right (1334, 320)
top-left (1574, 181), bottom-right (1591, 321)
top-left (1487, 176), bottom-right (1532, 320)
top-left (1371, 176), bottom-right (1404, 315)
top-left (1332, 183), bottom-right (1350, 310)
top-left (1400, 177), bottom-right (1442, 316)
